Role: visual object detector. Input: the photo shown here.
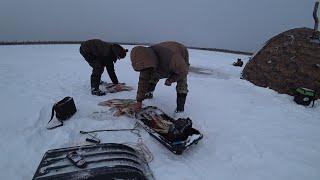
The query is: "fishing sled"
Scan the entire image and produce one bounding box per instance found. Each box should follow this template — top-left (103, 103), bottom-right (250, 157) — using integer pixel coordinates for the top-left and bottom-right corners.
top-left (136, 106), bottom-right (203, 155)
top-left (99, 99), bottom-right (203, 155)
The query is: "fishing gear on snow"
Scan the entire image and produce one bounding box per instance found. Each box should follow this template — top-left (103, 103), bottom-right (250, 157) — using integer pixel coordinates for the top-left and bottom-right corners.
top-left (47, 97), bottom-right (77, 129)
top-left (294, 88), bottom-right (316, 107)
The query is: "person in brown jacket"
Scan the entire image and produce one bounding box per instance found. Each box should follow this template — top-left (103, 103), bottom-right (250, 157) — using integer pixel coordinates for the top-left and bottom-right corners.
top-left (130, 41), bottom-right (189, 114)
top-left (80, 39), bottom-right (128, 96)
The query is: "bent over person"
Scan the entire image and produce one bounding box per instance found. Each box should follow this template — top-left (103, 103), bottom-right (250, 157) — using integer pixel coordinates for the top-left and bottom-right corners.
top-left (130, 41), bottom-right (189, 115)
top-left (80, 39), bottom-right (128, 96)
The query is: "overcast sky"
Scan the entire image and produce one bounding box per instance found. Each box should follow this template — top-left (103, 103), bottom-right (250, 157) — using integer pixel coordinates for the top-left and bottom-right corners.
top-left (0, 0), bottom-right (316, 52)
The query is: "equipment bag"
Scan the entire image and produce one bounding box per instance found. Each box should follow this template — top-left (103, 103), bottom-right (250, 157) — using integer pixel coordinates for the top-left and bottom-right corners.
top-left (294, 88), bottom-right (316, 107)
top-left (47, 97), bottom-right (77, 128)
top-left (136, 106), bottom-right (203, 155)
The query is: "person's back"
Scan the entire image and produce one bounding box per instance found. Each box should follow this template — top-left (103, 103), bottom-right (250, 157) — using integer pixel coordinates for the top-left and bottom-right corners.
top-left (153, 41), bottom-right (188, 60)
top-left (130, 41), bottom-right (190, 115)
top-left (151, 41), bottom-right (189, 79)
top-left (80, 39), bottom-right (113, 59)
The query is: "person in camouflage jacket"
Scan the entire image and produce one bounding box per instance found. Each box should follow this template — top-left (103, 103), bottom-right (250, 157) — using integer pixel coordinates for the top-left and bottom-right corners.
top-left (130, 41), bottom-right (189, 113)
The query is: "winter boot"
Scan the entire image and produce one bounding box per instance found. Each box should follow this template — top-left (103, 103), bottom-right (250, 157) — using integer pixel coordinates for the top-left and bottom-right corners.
top-left (91, 88), bottom-right (106, 96)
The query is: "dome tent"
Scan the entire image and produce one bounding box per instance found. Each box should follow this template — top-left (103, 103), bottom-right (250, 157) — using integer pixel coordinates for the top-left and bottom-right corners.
top-left (242, 28), bottom-right (320, 99)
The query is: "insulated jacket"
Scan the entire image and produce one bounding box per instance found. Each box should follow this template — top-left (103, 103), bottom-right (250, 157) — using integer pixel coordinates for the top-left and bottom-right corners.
top-left (131, 41), bottom-right (189, 102)
top-left (80, 39), bottom-right (119, 87)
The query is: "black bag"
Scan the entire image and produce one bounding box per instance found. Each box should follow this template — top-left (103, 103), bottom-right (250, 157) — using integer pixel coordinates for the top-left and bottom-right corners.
top-left (47, 97), bottom-right (77, 128)
top-left (164, 118), bottom-right (193, 142)
top-left (293, 88), bottom-right (316, 107)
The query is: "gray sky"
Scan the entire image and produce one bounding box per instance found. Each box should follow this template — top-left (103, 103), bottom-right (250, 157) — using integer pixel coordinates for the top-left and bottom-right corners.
top-left (0, 0), bottom-right (316, 52)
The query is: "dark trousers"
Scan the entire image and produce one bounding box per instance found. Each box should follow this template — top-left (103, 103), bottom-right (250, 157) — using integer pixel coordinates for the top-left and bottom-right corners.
top-left (80, 47), bottom-right (104, 89)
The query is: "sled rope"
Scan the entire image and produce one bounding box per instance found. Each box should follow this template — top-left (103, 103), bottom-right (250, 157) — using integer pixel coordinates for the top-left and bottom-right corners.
top-left (80, 123), bottom-right (154, 163)
top-left (123, 138), bottom-right (154, 163)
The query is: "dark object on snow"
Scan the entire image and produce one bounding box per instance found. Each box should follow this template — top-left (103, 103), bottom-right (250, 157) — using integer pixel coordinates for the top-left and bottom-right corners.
top-left (66, 151), bottom-right (87, 168)
top-left (47, 97), bottom-right (77, 129)
top-left (294, 88), bottom-right (316, 107)
top-left (233, 58), bottom-right (244, 67)
top-left (85, 137), bottom-right (101, 144)
top-left (172, 118), bottom-right (193, 135)
top-left (83, 132), bottom-right (101, 144)
top-left (80, 128), bottom-right (141, 142)
top-left (242, 28), bottom-right (320, 100)
top-left (32, 143), bottom-right (153, 180)
top-left (136, 106), bottom-right (203, 155)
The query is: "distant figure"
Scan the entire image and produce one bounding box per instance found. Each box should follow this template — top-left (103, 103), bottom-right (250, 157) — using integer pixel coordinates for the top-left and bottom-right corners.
top-left (129, 41), bottom-right (190, 116)
top-left (233, 58), bottom-right (243, 67)
top-left (80, 39), bottom-right (128, 96)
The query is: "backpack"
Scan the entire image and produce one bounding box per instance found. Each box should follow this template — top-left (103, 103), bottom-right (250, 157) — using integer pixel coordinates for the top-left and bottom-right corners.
top-left (293, 88), bottom-right (316, 107)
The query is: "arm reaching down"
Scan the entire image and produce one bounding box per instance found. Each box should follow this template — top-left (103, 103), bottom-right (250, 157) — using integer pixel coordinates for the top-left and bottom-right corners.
top-left (105, 62), bottom-right (119, 84)
top-left (136, 68), bottom-right (153, 102)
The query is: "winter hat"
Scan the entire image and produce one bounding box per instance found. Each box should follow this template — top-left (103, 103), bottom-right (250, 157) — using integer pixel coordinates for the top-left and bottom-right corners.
top-left (112, 44), bottom-right (128, 59)
top-left (130, 46), bottom-right (158, 71)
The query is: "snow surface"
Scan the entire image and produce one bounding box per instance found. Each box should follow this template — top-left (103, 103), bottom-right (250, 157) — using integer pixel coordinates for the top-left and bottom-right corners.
top-left (0, 45), bottom-right (319, 180)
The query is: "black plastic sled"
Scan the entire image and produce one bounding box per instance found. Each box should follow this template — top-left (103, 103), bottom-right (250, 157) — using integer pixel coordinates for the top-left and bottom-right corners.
top-left (135, 106), bottom-right (203, 155)
top-left (32, 143), bottom-right (154, 180)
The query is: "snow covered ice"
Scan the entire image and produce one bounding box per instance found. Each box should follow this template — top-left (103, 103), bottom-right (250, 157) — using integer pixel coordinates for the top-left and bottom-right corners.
top-left (0, 45), bottom-right (319, 180)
